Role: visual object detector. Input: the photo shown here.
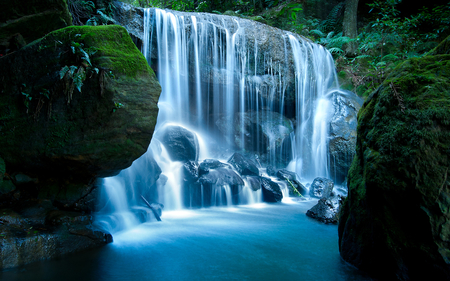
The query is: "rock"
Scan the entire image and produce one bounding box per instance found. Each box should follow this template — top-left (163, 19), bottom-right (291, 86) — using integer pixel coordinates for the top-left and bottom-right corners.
top-left (306, 195), bottom-right (342, 224)
top-left (245, 176), bottom-right (262, 191)
top-left (260, 177), bottom-right (283, 203)
top-left (159, 125), bottom-right (199, 162)
top-left (309, 177), bottom-right (334, 198)
top-left (0, 25), bottom-right (161, 179)
top-left (182, 160), bottom-right (199, 183)
top-left (276, 169), bottom-right (307, 196)
top-left (0, 208), bottom-right (111, 270)
top-left (266, 165), bottom-right (277, 177)
top-left (0, 0), bottom-right (73, 54)
top-left (198, 159), bottom-right (231, 176)
top-left (217, 111), bottom-right (293, 163)
top-left (227, 153), bottom-right (260, 176)
top-left (198, 167), bottom-right (244, 186)
top-left (328, 90), bottom-right (363, 184)
top-left (338, 45), bottom-right (450, 280)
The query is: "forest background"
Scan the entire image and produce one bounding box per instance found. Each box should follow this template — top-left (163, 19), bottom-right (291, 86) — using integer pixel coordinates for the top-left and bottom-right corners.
top-left (69, 0), bottom-right (450, 98)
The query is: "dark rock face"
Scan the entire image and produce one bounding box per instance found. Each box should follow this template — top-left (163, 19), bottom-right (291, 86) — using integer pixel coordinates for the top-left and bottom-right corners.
top-left (0, 204), bottom-right (111, 270)
top-left (228, 153), bottom-right (260, 176)
top-left (328, 90), bottom-right (363, 184)
top-left (0, 0), bottom-right (72, 54)
top-left (260, 177), bottom-right (283, 203)
top-left (309, 177), bottom-right (334, 198)
top-left (338, 44), bottom-right (450, 280)
top-left (306, 195), bottom-right (342, 224)
top-left (159, 125), bottom-right (199, 162)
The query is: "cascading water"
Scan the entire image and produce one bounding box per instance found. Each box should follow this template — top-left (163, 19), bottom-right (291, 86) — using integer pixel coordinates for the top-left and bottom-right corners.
top-left (95, 8), bottom-right (339, 233)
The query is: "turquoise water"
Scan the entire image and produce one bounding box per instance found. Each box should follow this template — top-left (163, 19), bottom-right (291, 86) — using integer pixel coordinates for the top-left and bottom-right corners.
top-left (1, 200), bottom-right (372, 281)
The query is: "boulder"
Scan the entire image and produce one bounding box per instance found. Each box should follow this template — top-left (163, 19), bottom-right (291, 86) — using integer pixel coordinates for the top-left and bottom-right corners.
top-left (245, 176), bottom-right (262, 191)
top-left (182, 160), bottom-right (199, 183)
top-left (198, 167), bottom-right (244, 186)
top-left (309, 177), bottom-right (334, 198)
top-left (276, 169), bottom-right (307, 196)
top-left (338, 45), bottom-right (450, 280)
top-left (159, 125), bottom-right (199, 162)
top-left (260, 177), bottom-right (283, 203)
top-left (0, 25), bottom-right (161, 179)
top-left (328, 90), bottom-right (363, 184)
top-left (0, 0), bottom-right (73, 54)
top-left (306, 195), bottom-right (342, 224)
top-left (198, 159), bottom-right (231, 176)
top-left (227, 153), bottom-right (260, 176)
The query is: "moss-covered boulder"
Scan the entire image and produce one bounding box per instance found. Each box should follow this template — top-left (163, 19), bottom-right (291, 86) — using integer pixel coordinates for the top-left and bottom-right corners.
top-left (0, 0), bottom-right (73, 54)
top-left (0, 25), bottom-right (160, 180)
top-left (338, 45), bottom-right (450, 279)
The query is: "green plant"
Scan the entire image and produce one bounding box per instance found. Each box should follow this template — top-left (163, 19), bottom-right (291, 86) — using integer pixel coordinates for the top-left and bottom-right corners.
top-left (113, 102), bottom-right (124, 112)
top-left (285, 177), bottom-right (303, 197)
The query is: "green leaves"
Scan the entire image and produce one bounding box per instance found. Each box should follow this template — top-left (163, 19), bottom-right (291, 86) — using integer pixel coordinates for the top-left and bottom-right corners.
top-left (279, 3), bottom-right (302, 23)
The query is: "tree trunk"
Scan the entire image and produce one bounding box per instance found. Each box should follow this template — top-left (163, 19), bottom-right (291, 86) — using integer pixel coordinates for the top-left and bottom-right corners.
top-left (342, 0), bottom-right (359, 55)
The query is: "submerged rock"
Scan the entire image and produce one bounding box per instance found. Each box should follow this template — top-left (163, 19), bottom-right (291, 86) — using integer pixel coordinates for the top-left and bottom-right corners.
top-left (338, 41), bottom-right (450, 280)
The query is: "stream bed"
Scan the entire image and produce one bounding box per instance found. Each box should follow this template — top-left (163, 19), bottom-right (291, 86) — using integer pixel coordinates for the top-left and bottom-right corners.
top-left (1, 200), bottom-right (372, 281)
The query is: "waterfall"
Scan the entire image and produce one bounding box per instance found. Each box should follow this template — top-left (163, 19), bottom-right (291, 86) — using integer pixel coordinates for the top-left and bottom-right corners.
top-left (95, 8), bottom-right (339, 233)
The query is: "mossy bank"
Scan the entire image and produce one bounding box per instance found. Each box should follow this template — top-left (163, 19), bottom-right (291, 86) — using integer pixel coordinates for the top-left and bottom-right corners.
top-left (338, 37), bottom-right (450, 280)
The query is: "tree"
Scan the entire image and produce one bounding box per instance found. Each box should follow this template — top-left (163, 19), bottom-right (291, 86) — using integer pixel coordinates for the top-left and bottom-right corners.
top-left (342, 0), bottom-right (358, 55)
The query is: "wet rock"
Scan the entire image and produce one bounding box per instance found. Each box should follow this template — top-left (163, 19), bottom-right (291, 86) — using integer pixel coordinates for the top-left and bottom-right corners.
top-left (306, 195), bottom-right (342, 224)
top-left (182, 160), bottom-right (199, 183)
top-left (199, 167), bottom-right (244, 186)
top-left (245, 176), bottom-right (262, 191)
top-left (309, 177), bottom-right (334, 198)
top-left (276, 169), bottom-right (307, 196)
top-left (260, 177), bottom-right (283, 203)
top-left (227, 153), bottom-right (260, 176)
top-left (159, 125), bottom-right (199, 162)
top-left (198, 159), bottom-right (232, 176)
top-left (328, 90), bottom-right (363, 184)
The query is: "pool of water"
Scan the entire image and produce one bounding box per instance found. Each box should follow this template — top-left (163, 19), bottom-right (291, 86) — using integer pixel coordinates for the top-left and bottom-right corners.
top-left (1, 200), bottom-right (372, 281)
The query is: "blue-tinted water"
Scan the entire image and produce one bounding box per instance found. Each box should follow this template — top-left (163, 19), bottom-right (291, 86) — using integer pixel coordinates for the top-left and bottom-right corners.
top-left (1, 200), bottom-right (372, 281)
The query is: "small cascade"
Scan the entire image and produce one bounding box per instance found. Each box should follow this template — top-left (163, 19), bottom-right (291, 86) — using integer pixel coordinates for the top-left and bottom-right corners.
top-left (95, 8), bottom-right (340, 233)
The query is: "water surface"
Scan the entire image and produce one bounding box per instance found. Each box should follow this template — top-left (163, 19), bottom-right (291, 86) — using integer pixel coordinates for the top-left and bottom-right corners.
top-left (1, 200), bottom-right (372, 281)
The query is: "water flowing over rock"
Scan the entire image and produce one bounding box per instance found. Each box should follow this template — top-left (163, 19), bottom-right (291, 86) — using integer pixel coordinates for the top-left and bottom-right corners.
top-left (227, 153), bottom-right (260, 176)
top-left (338, 41), bottom-right (450, 280)
top-left (97, 3), bottom-right (360, 233)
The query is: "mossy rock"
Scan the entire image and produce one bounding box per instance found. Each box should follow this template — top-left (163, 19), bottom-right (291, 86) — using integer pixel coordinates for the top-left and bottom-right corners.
top-left (338, 53), bottom-right (450, 279)
top-left (0, 25), bottom-right (161, 180)
top-left (0, 0), bottom-right (73, 53)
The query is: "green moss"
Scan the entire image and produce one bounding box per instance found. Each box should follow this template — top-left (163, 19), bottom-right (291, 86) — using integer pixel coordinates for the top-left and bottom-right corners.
top-left (339, 51), bottom-right (450, 278)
